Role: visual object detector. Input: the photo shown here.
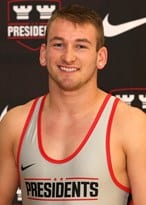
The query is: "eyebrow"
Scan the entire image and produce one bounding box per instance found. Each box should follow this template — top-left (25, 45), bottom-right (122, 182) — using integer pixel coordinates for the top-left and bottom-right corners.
top-left (48, 36), bottom-right (64, 42)
top-left (48, 36), bottom-right (92, 45)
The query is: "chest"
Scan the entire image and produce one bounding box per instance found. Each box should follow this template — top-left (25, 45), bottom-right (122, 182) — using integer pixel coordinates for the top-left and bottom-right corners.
top-left (19, 115), bottom-right (110, 186)
top-left (20, 107), bottom-right (110, 170)
top-left (41, 115), bottom-right (95, 160)
top-left (19, 113), bottom-right (128, 204)
top-left (18, 97), bottom-right (129, 204)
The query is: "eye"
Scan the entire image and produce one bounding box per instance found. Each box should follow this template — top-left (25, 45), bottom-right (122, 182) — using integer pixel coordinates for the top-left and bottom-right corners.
top-left (76, 44), bottom-right (88, 49)
top-left (48, 41), bottom-right (64, 49)
top-left (53, 43), bottom-right (64, 48)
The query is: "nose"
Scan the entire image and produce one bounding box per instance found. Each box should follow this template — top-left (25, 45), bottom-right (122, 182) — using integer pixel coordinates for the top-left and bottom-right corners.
top-left (61, 45), bottom-right (76, 64)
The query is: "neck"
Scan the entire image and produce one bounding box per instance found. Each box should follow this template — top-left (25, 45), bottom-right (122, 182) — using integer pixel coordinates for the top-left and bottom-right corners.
top-left (46, 84), bottom-right (105, 116)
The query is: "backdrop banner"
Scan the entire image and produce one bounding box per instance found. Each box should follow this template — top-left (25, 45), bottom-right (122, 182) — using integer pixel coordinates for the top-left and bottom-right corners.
top-left (0, 0), bottom-right (146, 204)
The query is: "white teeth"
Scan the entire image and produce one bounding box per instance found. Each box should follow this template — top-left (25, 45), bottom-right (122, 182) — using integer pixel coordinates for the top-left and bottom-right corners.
top-left (60, 66), bottom-right (78, 72)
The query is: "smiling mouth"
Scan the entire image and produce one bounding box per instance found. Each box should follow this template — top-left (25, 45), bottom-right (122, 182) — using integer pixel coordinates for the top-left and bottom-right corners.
top-left (59, 66), bottom-right (79, 72)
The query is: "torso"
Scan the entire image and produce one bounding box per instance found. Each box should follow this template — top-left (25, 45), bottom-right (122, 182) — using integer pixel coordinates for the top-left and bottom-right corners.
top-left (30, 94), bottom-right (129, 187)
top-left (16, 93), bottom-right (130, 204)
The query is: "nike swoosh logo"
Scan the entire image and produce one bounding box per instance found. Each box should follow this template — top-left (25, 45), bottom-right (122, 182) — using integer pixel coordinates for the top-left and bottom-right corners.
top-left (21, 163), bottom-right (35, 171)
top-left (103, 14), bottom-right (146, 37)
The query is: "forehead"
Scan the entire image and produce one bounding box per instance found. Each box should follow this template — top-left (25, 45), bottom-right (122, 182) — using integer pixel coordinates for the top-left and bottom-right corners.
top-left (47, 18), bottom-right (98, 41)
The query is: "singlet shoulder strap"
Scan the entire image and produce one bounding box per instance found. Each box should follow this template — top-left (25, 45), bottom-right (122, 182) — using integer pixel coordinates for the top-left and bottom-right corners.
top-left (16, 95), bottom-right (46, 165)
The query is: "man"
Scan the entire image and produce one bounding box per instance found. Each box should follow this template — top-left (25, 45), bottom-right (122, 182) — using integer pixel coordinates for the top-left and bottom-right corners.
top-left (0, 4), bottom-right (146, 205)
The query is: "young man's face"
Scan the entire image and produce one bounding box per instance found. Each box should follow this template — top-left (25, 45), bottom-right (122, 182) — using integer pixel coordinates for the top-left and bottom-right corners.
top-left (40, 18), bottom-right (107, 92)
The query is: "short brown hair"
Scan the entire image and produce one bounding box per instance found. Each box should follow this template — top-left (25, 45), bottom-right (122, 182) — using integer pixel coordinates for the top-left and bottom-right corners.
top-left (45, 4), bottom-right (104, 50)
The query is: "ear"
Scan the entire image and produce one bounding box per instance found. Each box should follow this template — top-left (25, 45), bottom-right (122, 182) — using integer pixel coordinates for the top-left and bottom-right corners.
top-left (39, 43), bottom-right (47, 67)
top-left (96, 46), bottom-right (108, 70)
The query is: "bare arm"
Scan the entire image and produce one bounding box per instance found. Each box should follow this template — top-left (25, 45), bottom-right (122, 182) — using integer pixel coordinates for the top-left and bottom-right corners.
top-left (123, 107), bottom-right (146, 205)
top-left (0, 100), bottom-right (34, 205)
top-left (0, 111), bottom-right (20, 205)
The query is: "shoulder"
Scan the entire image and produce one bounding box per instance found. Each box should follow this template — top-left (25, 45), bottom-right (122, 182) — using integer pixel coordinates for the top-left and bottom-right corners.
top-left (0, 97), bottom-right (39, 143)
top-left (115, 99), bottom-right (146, 128)
top-left (114, 98), bottom-right (146, 151)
